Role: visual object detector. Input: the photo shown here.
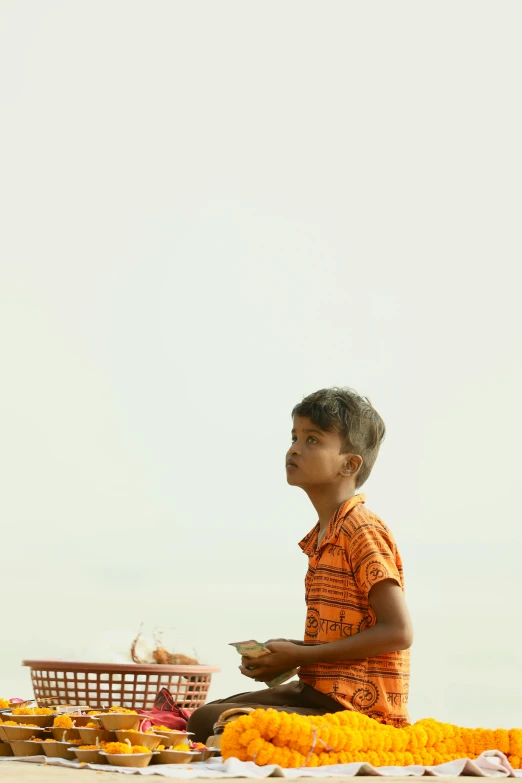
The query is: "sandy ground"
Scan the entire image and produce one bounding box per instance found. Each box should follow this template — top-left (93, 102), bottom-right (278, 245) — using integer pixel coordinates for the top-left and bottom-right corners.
top-left (0, 765), bottom-right (493, 782)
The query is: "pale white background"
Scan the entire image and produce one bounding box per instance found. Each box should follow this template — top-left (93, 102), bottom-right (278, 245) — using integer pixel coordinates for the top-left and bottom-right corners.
top-left (1, 1), bottom-right (521, 729)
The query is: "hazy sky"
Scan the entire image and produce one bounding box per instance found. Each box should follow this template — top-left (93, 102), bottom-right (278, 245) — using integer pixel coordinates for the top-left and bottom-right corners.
top-left (1, 1), bottom-right (521, 730)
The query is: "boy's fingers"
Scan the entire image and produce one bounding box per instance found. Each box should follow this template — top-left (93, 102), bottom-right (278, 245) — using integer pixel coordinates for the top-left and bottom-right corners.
top-left (242, 652), bottom-right (270, 664)
top-left (239, 664), bottom-right (277, 683)
top-left (239, 665), bottom-right (260, 678)
top-left (242, 654), bottom-right (261, 666)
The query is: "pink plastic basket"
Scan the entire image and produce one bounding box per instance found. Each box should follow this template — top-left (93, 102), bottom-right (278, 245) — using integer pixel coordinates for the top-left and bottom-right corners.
top-left (22, 659), bottom-right (220, 710)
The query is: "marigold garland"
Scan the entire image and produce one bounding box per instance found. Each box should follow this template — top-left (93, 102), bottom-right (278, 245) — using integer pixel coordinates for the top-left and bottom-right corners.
top-left (220, 709), bottom-right (522, 769)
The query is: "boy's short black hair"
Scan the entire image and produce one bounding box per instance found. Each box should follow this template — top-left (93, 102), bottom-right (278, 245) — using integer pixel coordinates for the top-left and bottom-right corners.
top-left (292, 387), bottom-right (386, 488)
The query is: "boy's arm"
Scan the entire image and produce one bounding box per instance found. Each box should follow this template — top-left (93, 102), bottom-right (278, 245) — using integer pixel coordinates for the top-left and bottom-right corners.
top-left (301, 579), bottom-right (412, 664)
top-left (241, 580), bottom-right (412, 681)
top-left (265, 638), bottom-right (305, 646)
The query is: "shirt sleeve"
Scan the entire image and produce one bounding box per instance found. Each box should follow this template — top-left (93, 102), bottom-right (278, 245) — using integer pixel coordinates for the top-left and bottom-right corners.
top-left (348, 522), bottom-right (403, 596)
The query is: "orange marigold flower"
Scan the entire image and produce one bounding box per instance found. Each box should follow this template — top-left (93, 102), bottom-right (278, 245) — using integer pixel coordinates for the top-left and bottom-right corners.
top-left (104, 740), bottom-right (151, 755)
top-left (152, 724), bottom-right (180, 732)
top-left (104, 742), bottom-right (133, 755)
top-left (53, 715), bottom-right (73, 728)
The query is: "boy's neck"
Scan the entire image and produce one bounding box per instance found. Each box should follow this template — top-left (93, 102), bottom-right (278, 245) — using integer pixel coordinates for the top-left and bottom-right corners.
top-left (306, 486), bottom-right (358, 532)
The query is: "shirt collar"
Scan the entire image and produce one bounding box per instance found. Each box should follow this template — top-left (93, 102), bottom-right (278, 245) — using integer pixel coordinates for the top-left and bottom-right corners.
top-left (298, 493), bottom-right (366, 556)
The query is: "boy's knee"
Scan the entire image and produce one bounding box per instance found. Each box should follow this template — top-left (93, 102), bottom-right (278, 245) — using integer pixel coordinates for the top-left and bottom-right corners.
top-left (187, 703), bottom-right (222, 743)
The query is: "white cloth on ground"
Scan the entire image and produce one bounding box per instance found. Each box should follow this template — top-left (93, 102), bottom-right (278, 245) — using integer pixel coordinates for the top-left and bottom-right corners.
top-left (1, 750), bottom-right (522, 777)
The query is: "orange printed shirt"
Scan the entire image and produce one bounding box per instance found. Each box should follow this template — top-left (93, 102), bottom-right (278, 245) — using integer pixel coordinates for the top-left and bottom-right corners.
top-left (298, 493), bottom-right (410, 723)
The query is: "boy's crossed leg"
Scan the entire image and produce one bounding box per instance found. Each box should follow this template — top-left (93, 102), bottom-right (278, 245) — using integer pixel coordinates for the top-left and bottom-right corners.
top-left (187, 681), bottom-right (343, 743)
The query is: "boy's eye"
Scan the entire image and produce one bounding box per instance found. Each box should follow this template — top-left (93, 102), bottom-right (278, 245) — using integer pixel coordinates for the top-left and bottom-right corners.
top-left (307, 436), bottom-right (317, 444)
top-left (291, 435), bottom-right (297, 443)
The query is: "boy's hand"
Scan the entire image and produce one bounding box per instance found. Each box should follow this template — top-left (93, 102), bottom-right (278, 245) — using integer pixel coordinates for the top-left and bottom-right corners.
top-left (240, 641), bottom-right (303, 682)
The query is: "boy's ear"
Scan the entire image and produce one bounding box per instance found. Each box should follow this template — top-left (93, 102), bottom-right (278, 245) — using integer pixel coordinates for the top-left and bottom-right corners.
top-left (340, 454), bottom-right (363, 478)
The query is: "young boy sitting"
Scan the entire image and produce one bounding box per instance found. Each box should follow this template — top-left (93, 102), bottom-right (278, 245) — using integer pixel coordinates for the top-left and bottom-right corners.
top-left (188, 387), bottom-right (413, 742)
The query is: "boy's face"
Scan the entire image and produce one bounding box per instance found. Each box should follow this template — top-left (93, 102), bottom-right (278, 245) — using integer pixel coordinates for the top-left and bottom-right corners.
top-left (286, 415), bottom-right (353, 488)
